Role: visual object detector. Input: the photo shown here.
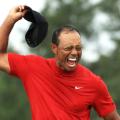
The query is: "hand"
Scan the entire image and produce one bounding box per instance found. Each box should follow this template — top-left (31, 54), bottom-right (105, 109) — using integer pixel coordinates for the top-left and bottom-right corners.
top-left (7, 5), bottom-right (27, 23)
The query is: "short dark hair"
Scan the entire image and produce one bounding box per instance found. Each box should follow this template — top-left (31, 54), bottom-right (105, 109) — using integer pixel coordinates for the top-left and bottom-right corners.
top-left (52, 25), bottom-right (80, 45)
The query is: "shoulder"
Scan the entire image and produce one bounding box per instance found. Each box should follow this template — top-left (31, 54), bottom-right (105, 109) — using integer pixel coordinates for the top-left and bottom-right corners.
top-left (8, 52), bottom-right (46, 62)
top-left (77, 64), bottom-right (97, 78)
top-left (78, 65), bottom-right (111, 99)
top-left (77, 64), bottom-right (105, 86)
top-left (8, 53), bottom-right (50, 75)
top-left (8, 52), bottom-right (49, 69)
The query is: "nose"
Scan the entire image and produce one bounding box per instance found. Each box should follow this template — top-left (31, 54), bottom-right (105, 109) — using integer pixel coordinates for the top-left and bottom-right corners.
top-left (71, 48), bottom-right (78, 55)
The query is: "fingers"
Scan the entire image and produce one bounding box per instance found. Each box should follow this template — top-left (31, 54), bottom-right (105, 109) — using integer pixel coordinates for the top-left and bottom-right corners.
top-left (7, 5), bottom-right (27, 22)
top-left (12, 5), bottom-right (27, 18)
top-left (17, 5), bottom-right (29, 17)
top-left (7, 5), bottom-right (29, 23)
top-left (16, 5), bottom-right (26, 12)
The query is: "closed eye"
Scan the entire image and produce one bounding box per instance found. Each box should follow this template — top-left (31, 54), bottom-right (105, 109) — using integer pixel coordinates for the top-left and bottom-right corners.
top-left (64, 46), bottom-right (82, 51)
top-left (64, 46), bottom-right (73, 51)
top-left (76, 46), bottom-right (82, 51)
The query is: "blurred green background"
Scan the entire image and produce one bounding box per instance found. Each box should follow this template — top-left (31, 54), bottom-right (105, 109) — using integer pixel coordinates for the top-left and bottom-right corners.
top-left (0, 0), bottom-right (120, 119)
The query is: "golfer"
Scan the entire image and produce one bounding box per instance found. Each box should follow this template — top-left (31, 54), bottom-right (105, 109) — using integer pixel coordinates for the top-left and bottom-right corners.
top-left (0, 5), bottom-right (120, 120)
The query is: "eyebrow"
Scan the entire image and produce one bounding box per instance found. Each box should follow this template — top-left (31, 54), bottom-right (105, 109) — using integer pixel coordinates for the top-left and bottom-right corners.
top-left (64, 44), bottom-right (82, 48)
top-left (63, 45), bottom-right (83, 51)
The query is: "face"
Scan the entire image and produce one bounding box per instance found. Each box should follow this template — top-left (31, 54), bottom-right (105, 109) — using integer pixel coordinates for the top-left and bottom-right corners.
top-left (52, 30), bottom-right (82, 71)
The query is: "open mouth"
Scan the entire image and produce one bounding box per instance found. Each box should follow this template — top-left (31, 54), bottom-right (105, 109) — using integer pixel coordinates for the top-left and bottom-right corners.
top-left (67, 57), bottom-right (77, 67)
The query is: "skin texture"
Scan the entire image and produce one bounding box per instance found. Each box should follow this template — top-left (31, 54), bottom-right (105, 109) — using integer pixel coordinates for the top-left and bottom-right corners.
top-left (51, 30), bottom-right (120, 119)
top-left (52, 30), bottom-right (82, 71)
top-left (0, 5), bottom-right (120, 120)
top-left (0, 5), bottom-right (27, 72)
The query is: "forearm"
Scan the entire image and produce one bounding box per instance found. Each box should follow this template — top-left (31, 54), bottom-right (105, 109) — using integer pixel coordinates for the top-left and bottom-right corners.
top-left (104, 110), bottom-right (120, 120)
top-left (0, 15), bottom-right (16, 53)
top-left (0, 5), bottom-right (27, 53)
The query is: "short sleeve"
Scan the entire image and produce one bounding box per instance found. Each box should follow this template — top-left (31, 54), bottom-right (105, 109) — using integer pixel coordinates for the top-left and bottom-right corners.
top-left (93, 77), bottom-right (116, 117)
top-left (8, 53), bottom-right (29, 79)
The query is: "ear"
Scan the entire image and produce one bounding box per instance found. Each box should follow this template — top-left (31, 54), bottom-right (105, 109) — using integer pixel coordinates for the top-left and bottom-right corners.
top-left (51, 43), bottom-right (58, 54)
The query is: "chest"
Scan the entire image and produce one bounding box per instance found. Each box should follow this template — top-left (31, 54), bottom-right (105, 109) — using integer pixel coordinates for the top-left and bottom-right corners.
top-left (30, 72), bottom-right (96, 112)
top-left (53, 76), bottom-right (95, 111)
top-left (27, 64), bottom-right (96, 114)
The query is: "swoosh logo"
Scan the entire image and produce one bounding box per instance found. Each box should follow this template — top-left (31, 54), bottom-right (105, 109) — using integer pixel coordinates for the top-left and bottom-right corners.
top-left (75, 86), bottom-right (83, 90)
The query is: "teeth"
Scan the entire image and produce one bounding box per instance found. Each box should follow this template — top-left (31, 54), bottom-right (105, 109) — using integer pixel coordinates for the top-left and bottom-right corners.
top-left (67, 57), bottom-right (77, 67)
top-left (68, 58), bottom-right (77, 61)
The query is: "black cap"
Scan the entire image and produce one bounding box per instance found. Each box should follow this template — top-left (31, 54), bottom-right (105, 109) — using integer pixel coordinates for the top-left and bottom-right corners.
top-left (24, 6), bottom-right (48, 47)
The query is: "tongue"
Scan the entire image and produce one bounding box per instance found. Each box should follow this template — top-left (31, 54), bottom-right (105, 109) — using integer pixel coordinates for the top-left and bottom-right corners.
top-left (67, 60), bottom-right (76, 67)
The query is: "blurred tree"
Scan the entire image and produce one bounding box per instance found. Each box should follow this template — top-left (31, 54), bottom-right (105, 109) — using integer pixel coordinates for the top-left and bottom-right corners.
top-left (90, 39), bottom-right (120, 112)
top-left (0, 0), bottom-right (120, 119)
top-left (0, 72), bottom-right (31, 120)
top-left (88, 0), bottom-right (120, 113)
top-left (30, 0), bottom-right (97, 58)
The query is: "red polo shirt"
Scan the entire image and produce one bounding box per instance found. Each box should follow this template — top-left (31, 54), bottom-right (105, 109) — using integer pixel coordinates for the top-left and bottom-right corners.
top-left (8, 53), bottom-right (116, 120)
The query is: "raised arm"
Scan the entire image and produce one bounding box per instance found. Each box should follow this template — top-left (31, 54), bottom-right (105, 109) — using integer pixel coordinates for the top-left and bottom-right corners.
top-left (0, 5), bottom-right (27, 72)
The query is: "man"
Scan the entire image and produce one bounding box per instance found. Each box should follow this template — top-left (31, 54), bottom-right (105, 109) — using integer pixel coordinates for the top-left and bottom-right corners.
top-left (0, 5), bottom-right (120, 120)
